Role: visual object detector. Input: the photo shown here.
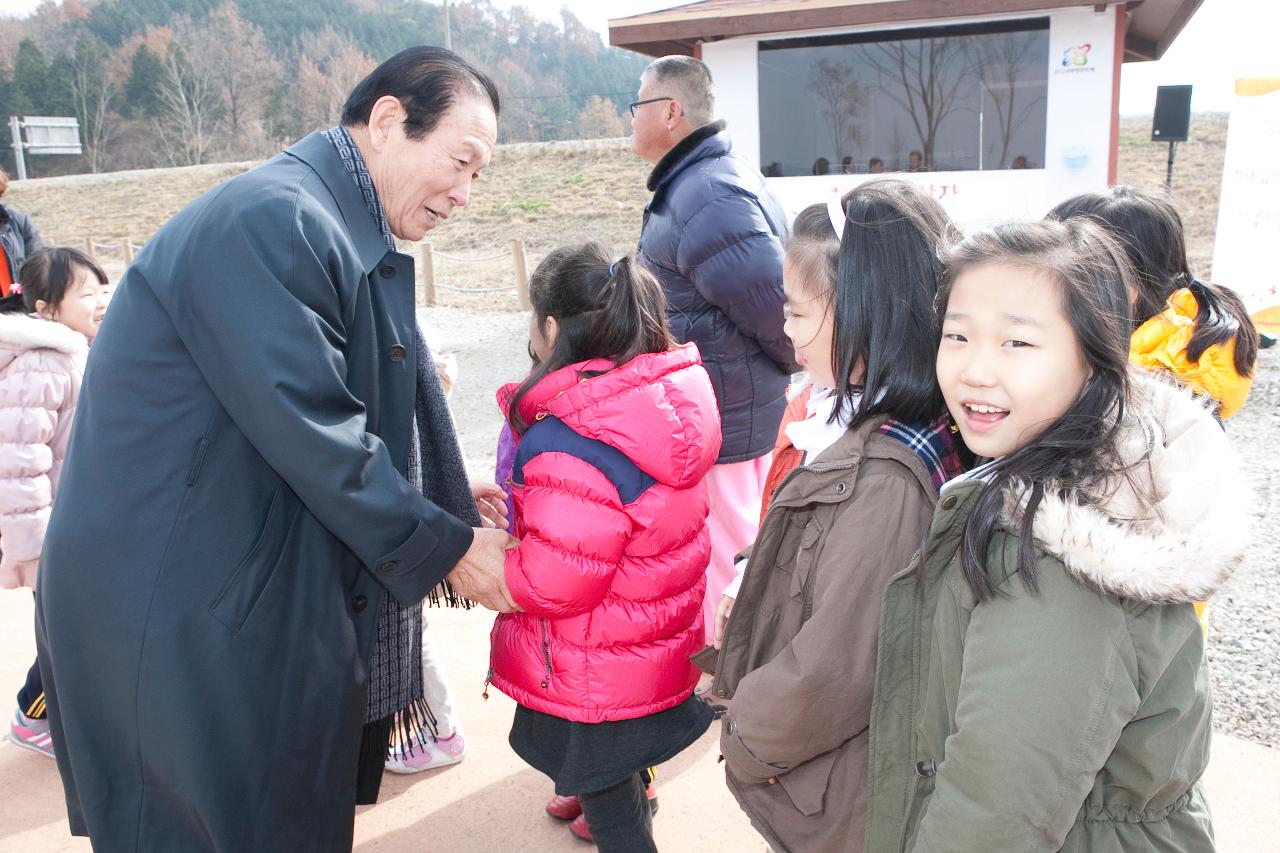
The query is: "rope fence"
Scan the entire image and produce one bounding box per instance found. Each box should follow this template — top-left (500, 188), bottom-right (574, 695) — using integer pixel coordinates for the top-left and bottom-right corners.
top-left (72, 235), bottom-right (534, 310)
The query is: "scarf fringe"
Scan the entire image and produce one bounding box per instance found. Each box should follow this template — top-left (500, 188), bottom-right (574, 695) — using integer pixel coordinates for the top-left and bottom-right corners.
top-left (387, 696), bottom-right (442, 761)
top-left (425, 577), bottom-right (474, 610)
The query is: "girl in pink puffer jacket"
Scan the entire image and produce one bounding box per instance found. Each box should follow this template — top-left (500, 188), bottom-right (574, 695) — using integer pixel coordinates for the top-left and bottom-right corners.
top-left (2, 247), bottom-right (109, 760)
top-left (488, 243), bottom-right (721, 852)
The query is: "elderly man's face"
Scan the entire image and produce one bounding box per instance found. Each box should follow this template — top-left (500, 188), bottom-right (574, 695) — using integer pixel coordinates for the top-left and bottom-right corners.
top-left (630, 74), bottom-right (672, 165)
top-left (371, 95), bottom-right (497, 242)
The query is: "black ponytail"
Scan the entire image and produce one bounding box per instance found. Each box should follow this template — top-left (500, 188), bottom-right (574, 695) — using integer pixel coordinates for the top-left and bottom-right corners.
top-left (1048, 187), bottom-right (1258, 378)
top-left (0, 292), bottom-right (24, 314)
top-left (507, 243), bottom-right (675, 434)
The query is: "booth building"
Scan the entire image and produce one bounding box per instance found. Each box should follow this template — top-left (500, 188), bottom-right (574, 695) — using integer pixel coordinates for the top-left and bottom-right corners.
top-left (610, 0), bottom-right (1201, 226)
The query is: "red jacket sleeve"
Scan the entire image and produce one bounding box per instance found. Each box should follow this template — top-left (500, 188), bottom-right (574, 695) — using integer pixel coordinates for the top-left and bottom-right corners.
top-left (504, 451), bottom-right (632, 618)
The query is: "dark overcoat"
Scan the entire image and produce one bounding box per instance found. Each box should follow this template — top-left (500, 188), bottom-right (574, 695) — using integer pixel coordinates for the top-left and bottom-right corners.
top-left (34, 131), bottom-right (474, 852)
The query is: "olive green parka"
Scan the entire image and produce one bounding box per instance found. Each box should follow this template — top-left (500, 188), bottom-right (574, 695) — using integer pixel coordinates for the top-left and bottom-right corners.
top-left (865, 372), bottom-right (1251, 852)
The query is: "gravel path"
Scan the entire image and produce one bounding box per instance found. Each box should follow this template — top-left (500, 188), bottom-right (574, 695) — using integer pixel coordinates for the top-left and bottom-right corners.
top-left (424, 306), bottom-right (1280, 748)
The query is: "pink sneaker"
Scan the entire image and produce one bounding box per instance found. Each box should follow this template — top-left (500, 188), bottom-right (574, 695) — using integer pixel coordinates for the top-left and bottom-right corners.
top-left (8, 709), bottom-right (54, 759)
top-left (385, 731), bottom-right (466, 774)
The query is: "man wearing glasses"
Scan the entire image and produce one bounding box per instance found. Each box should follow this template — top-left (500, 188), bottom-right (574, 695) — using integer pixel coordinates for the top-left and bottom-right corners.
top-left (629, 56), bottom-right (794, 649)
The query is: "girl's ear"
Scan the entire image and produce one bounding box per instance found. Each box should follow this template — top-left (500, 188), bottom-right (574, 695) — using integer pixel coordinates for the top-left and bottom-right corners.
top-left (543, 315), bottom-right (559, 351)
top-left (34, 298), bottom-right (51, 319)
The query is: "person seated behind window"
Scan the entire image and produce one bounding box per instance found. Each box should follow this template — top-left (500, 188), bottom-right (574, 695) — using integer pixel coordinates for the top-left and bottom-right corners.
top-left (840, 156), bottom-right (855, 174)
top-left (1010, 155), bottom-right (1029, 169)
top-left (812, 157), bottom-right (830, 176)
top-left (907, 150), bottom-right (925, 172)
top-left (868, 157), bottom-right (885, 174)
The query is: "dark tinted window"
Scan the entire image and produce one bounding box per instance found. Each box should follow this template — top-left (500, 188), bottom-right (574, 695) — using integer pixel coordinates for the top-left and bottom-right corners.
top-left (759, 19), bottom-right (1049, 176)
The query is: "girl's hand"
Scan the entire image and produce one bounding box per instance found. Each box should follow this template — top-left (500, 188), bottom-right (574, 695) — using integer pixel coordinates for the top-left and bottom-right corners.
top-left (713, 594), bottom-right (735, 649)
top-left (471, 480), bottom-right (509, 531)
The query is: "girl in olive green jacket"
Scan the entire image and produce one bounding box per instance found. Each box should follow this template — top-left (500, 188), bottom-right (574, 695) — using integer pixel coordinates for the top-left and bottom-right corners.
top-left (865, 220), bottom-right (1251, 852)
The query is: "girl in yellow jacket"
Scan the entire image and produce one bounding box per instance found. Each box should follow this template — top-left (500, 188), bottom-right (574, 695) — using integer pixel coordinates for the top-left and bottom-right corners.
top-left (1049, 186), bottom-right (1258, 419)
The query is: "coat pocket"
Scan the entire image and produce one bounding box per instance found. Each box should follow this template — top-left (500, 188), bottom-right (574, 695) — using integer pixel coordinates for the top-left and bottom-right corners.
top-left (209, 483), bottom-right (302, 635)
top-left (776, 747), bottom-right (840, 816)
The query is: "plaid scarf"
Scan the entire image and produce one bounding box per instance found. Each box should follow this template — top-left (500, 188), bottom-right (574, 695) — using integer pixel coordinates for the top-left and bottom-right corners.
top-left (876, 414), bottom-right (968, 493)
top-left (323, 127), bottom-right (480, 749)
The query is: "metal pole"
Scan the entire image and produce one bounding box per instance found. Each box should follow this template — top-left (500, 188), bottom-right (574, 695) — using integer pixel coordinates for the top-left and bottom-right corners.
top-left (8, 116), bottom-right (26, 181)
top-left (443, 0), bottom-right (452, 51)
top-left (1165, 140), bottom-right (1177, 189)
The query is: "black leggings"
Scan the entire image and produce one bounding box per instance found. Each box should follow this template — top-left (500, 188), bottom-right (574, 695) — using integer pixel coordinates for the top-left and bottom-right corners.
top-left (17, 657), bottom-right (44, 719)
top-left (578, 771), bottom-right (657, 853)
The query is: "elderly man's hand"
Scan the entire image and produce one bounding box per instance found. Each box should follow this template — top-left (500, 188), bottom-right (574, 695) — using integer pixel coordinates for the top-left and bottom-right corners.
top-left (448, 528), bottom-right (520, 612)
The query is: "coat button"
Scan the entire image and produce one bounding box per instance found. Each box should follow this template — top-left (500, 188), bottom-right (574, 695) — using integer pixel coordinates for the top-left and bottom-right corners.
top-left (940, 495), bottom-right (958, 510)
top-left (351, 595), bottom-right (368, 612)
top-left (916, 758), bottom-right (937, 777)
top-left (714, 687), bottom-right (728, 698)
top-left (379, 264), bottom-right (395, 279)
top-left (389, 343), bottom-right (407, 363)
top-left (378, 560), bottom-right (399, 573)
top-left (835, 482), bottom-right (847, 495)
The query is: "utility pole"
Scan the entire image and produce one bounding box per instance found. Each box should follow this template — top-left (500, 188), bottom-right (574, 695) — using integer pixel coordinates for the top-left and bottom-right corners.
top-left (443, 0), bottom-right (452, 50)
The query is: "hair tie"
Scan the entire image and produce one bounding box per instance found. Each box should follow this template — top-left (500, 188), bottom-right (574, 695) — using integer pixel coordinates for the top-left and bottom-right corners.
top-left (9, 282), bottom-right (21, 295)
top-left (827, 195), bottom-right (846, 237)
top-left (608, 260), bottom-right (619, 278)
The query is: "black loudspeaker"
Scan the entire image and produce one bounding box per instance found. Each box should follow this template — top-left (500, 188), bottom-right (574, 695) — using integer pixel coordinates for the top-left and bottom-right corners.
top-left (1152, 85), bottom-right (1193, 142)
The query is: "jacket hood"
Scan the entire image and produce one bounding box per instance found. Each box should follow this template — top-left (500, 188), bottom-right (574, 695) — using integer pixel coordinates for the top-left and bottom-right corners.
top-left (1010, 370), bottom-right (1251, 604)
top-left (0, 312), bottom-right (88, 372)
top-left (500, 343), bottom-right (721, 489)
top-left (646, 120), bottom-right (729, 193)
top-left (1129, 287), bottom-right (1252, 419)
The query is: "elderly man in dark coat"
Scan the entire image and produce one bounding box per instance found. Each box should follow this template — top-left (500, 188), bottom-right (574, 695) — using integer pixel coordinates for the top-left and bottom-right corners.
top-left (630, 56), bottom-right (795, 645)
top-left (34, 47), bottom-right (514, 852)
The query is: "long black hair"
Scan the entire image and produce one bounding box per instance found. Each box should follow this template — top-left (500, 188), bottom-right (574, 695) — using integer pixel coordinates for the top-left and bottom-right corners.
top-left (506, 242), bottom-right (675, 434)
top-left (0, 246), bottom-right (107, 316)
top-left (1048, 187), bottom-right (1257, 377)
top-left (806, 179), bottom-right (959, 428)
top-left (941, 220), bottom-right (1137, 601)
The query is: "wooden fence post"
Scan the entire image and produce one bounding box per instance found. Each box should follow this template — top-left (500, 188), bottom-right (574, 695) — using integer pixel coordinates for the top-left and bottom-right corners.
top-left (512, 239), bottom-right (530, 310)
top-left (85, 236), bottom-right (95, 260)
top-left (419, 242), bottom-right (436, 306)
top-left (122, 236), bottom-right (134, 265)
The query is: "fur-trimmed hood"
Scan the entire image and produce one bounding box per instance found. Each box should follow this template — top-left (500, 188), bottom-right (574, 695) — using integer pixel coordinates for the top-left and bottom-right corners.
top-left (0, 311), bottom-right (88, 368)
top-left (1011, 370), bottom-right (1251, 604)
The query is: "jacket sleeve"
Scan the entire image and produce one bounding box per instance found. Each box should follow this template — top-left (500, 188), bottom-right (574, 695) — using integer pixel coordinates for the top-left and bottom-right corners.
top-left (17, 211), bottom-right (43, 255)
top-left (909, 550), bottom-right (1141, 852)
top-left (721, 464), bottom-right (932, 782)
top-left (677, 192), bottom-right (797, 374)
top-left (146, 192), bottom-right (473, 607)
top-left (504, 452), bottom-right (630, 618)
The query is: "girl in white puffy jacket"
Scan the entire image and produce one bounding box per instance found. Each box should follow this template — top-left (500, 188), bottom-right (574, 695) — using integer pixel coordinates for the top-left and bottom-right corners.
top-left (2, 247), bottom-right (108, 759)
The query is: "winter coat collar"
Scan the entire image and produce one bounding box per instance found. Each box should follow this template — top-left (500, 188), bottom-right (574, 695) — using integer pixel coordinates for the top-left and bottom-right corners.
top-left (0, 312), bottom-right (89, 356)
top-left (499, 343), bottom-right (721, 489)
top-left (283, 131), bottom-right (395, 275)
top-left (646, 120), bottom-right (728, 192)
top-left (979, 371), bottom-right (1251, 604)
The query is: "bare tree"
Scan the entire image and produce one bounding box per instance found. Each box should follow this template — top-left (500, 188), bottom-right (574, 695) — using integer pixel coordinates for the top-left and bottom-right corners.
top-left (865, 36), bottom-right (972, 170)
top-left (811, 58), bottom-right (867, 165)
top-left (291, 29), bottom-right (376, 136)
top-left (153, 29), bottom-right (223, 166)
top-left (67, 32), bottom-right (115, 172)
top-left (576, 95), bottom-right (625, 139)
top-left (194, 4), bottom-right (281, 144)
top-left (972, 31), bottom-right (1046, 168)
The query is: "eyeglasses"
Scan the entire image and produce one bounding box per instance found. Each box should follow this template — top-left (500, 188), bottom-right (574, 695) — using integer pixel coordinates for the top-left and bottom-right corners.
top-left (628, 97), bottom-right (673, 118)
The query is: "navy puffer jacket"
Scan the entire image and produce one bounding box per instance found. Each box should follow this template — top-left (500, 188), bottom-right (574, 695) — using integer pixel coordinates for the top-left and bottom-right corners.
top-left (638, 122), bottom-right (796, 463)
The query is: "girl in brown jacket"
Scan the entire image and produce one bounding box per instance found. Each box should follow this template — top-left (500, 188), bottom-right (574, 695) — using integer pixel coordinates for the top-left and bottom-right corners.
top-left (710, 181), bottom-right (968, 853)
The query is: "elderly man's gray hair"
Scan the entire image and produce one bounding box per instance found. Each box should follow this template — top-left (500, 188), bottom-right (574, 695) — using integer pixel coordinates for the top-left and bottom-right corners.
top-left (644, 55), bottom-right (715, 128)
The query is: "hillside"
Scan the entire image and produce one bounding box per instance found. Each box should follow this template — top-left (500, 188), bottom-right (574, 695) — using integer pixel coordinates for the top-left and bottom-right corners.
top-left (5, 113), bottom-right (1230, 310)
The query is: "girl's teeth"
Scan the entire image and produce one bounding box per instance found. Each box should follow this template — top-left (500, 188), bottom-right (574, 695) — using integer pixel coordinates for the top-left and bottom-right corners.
top-left (968, 404), bottom-right (1006, 414)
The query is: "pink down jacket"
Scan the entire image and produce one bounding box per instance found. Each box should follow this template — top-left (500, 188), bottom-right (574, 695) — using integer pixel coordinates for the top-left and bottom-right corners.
top-left (0, 312), bottom-right (87, 589)
top-left (489, 343), bottom-right (721, 723)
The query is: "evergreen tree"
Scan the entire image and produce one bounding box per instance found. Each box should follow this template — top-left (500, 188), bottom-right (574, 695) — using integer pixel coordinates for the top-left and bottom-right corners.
top-left (126, 45), bottom-right (166, 119)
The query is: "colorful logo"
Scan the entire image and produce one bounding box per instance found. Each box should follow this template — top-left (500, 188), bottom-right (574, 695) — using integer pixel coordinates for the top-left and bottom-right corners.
top-left (1062, 43), bottom-right (1091, 67)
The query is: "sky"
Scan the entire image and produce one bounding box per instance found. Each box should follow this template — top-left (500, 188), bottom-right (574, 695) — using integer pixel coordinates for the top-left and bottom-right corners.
top-left (0, 0), bottom-right (1274, 115)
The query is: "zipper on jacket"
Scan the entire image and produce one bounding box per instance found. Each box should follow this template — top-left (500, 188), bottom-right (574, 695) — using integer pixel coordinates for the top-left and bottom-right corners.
top-left (483, 613), bottom-right (505, 700)
top-left (539, 618), bottom-right (553, 688)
